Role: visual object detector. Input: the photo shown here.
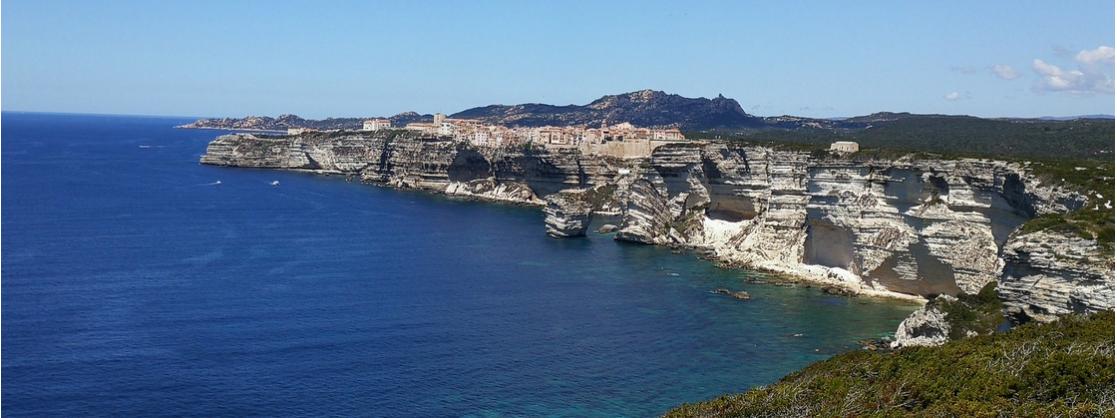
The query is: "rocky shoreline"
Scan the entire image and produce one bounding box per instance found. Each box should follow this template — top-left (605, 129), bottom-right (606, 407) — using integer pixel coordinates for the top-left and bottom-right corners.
top-left (197, 130), bottom-right (1113, 323)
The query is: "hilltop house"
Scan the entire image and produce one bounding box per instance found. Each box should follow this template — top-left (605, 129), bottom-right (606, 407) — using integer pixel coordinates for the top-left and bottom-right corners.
top-left (362, 119), bottom-right (391, 131)
top-left (830, 141), bottom-right (859, 153)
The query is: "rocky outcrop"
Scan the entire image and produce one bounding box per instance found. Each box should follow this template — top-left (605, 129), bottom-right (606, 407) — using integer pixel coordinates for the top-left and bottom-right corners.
top-left (446, 179), bottom-right (541, 205)
top-left (615, 143), bottom-right (710, 245)
top-left (998, 230), bottom-right (1115, 323)
top-left (544, 190), bottom-right (595, 238)
top-left (200, 134), bottom-right (313, 168)
top-left (890, 281), bottom-right (1008, 348)
top-left (200, 131), bottom-right (1101, 301)
top-left (611, 144), bottom-right (1087, 299)
top-left (890, 296), bottom-right (954, 348)
top-left (615, 179), bottom-right (681, 244)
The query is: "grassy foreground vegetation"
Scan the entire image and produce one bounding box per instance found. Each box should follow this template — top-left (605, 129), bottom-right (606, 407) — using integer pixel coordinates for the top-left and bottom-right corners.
top-left (666, 311), bottom-right (1114, 417)
top-left (934, 282), bottom-right (1004, 340)
top-left (1020, 209), bottom-right (1115, 252)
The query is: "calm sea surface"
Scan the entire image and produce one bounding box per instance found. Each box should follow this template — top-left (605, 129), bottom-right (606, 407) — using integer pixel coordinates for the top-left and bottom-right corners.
top-left (2, 112), bottom-right (917, 417)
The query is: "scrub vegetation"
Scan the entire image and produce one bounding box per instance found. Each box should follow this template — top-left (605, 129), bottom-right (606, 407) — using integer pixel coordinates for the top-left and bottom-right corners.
top-left (666, 311), bottom-right (1114, 418)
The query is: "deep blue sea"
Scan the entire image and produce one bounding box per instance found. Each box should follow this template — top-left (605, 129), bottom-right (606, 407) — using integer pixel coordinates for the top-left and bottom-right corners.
top-left (2, 112), bottom-right (917, 417)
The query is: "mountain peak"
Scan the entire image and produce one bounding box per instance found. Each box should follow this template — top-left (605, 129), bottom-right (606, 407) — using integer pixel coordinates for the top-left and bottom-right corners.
top-left (452, 90), bottom-right (761, 130)
top-left (631, 89), bottom-right (667, 101)
top-left (588, 90), bottom-right (672, 109)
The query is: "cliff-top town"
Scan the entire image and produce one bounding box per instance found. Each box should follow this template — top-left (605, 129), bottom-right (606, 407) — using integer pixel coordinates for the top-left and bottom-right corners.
top-left (7, 0), bottom-right (1116, 414)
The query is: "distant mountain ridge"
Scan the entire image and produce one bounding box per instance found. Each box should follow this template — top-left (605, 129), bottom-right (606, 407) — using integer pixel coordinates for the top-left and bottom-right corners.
top-left (177, 90), bottom-right (1115, 143)
top-left (452, 89), bottom-right (766, 130)
top-left (1035, 114), bottom-right (1115, 121)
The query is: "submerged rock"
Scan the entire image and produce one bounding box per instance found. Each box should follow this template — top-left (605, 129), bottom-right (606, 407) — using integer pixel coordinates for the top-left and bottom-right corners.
top-left (713, 288), bottom-right (752, 301)
top-left (597, 224), bottom-right (618, 234)
top-left (822, 286), bottom-right (855, 296)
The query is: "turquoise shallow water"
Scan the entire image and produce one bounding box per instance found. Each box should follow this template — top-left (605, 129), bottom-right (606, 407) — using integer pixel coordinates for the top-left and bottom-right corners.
top-left (2, 112), bottom-right (917, 417)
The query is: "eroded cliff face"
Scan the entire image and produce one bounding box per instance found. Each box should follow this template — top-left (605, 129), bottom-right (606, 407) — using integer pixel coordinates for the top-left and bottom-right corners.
top-left (543, 189), bottom-right (595, 238)
top-left (200, 132), bottom-right (614, 205)
top-left (200, 132), bottom-right (1107, 309)
top-left (999, 230), bottom-right (1115, 323)
top-left (605, 143), bottom-right (1091, 300)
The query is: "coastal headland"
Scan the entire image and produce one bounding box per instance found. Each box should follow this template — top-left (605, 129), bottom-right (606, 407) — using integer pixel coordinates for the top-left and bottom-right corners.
top-left (195, 125), bottom-right (1112, 322)
top-left (187, 90), bottom-right (1115, 415)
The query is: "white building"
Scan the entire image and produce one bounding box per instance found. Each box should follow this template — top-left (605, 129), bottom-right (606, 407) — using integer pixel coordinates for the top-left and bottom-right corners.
top-left (404, 122), bottom-right (435, 132)
top-left (830, 141), bottom-right (859, 153)
top-left (362, 119), bottom-right (391, 131)
top-left (438, 122), bottom-right (455, 136)
top-left (652, 127), bottom-right (685, 141)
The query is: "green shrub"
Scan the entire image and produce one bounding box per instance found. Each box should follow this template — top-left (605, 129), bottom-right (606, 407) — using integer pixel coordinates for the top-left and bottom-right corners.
top-left (929, 282), bottom-right (1005, 340)
top-left (1019, 209), bottom-right (1115, 253)
top-left (666, 311), bottom-right (1115, 417)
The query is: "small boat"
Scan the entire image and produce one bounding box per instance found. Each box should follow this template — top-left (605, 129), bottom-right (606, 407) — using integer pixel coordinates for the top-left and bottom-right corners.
top-left (270, 180), bottom-right (280, 187)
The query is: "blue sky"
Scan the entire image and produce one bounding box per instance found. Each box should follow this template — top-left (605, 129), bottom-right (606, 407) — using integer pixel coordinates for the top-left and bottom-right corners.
top-left (3, 0), bottom-right (1114, 118)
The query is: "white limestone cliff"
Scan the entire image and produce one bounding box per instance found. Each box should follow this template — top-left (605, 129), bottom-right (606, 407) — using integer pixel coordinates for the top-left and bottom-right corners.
top-left (200, 132), bottom-right (1109, 310)
top-left (999, 229), bottom-right (1115, 323)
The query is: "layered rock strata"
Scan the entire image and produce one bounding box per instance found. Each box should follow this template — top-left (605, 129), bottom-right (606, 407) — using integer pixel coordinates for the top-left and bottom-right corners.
top-left (201, 131), bottom-right (1107, 309)
top-left (544, 189), bottom-right (595, 238)
top-left (999, 230), bottom-right (1115, 323)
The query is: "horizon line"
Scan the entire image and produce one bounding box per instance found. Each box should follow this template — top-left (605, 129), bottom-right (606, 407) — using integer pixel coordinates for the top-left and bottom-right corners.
top-left (2, 109), bottom-right (1113, 122)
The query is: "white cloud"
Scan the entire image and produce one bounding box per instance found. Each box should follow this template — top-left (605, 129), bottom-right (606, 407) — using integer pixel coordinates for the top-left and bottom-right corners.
top-left (1032, 46), bottom-right (1114, 95)
top-left (991, 64), bottom-right (1020, 80)
top-left (1075, 46), bottom-right (1114, 64)
top-left (1032, 59), bottom-right (1079, 89)
top-left (944, 91), bottom-right (962, 101)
